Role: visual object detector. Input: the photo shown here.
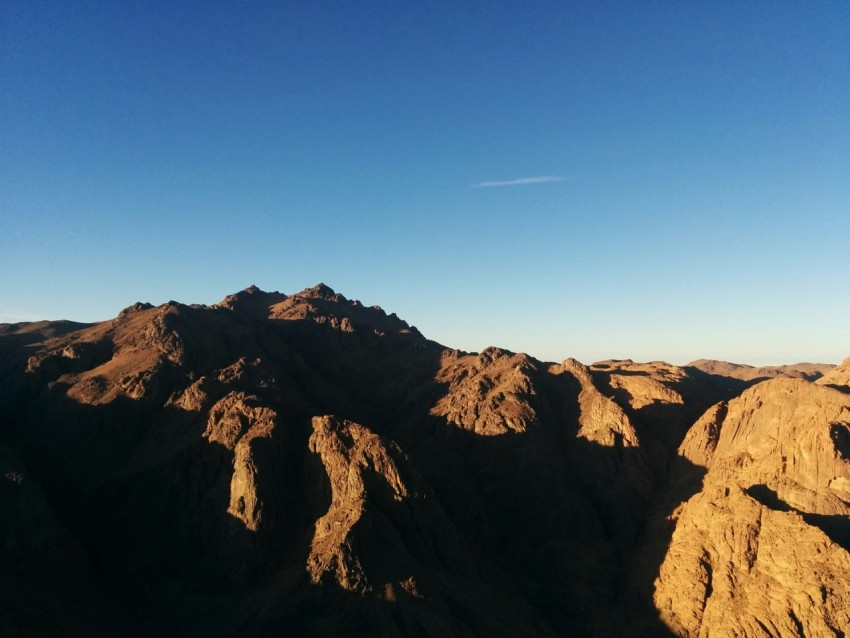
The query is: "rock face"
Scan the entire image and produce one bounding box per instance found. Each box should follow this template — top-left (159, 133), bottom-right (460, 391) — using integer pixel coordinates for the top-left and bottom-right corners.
top-left (0, 284), bottom-right (846, 637)
top-left (642, 379), bottom-right (850, 637)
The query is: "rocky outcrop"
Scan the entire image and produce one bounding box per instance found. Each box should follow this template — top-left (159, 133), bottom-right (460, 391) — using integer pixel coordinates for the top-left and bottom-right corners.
top-left (675, 401), bottom-right (727, 474)
top-left (202, 392), bottom-right (280, 530)
top-left (307, 415), bottom-right (466, 593)
top-left (562, 358), bottom-right (641, 447)
top-left (591, 360), bottom-right (687, 410)
top-left (656, 484), bottom-right (850, 637)
top-left (648, 379), bottom-right (850, 636)
top-left (585, 359), bottom-right (735, 473)
top-left (268, 283), bottom-right (423, 341)
top-left (432, 347), bottom-right (540, 436)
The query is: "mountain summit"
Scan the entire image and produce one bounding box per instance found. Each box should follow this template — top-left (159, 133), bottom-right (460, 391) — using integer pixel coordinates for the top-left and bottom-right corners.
top-left (1, 285), bottom-right (847, 637)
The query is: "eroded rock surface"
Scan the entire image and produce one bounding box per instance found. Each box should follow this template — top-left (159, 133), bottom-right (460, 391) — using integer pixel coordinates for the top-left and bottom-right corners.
top-left (645, 380), bottom-right (850, 637)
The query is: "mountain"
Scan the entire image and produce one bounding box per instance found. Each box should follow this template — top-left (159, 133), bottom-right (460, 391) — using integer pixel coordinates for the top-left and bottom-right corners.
top-left (686, 359), bottom-right (835, 382)
top-left (1, 284), bottom-right (847, 637)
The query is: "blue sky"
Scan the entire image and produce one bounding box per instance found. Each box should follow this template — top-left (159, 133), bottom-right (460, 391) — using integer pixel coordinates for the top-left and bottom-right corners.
top-left (2, 2), bottom-right (848, 365)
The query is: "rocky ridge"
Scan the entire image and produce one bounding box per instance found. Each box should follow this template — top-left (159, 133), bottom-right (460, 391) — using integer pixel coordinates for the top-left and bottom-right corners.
top-left (687, 359), bottom-right (834, 382)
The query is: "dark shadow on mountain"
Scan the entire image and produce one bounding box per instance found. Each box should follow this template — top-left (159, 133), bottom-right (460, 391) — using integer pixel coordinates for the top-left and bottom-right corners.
top-left (745, 484), bottom-right (791, 511)
top-left (832, 423), bottom-right (850, 460)
top-left (588, 366), bottom-right (726, 483)
top-left (746, 484), bottom-right (850, 552)
top-left (823, 383), bottom-right (850, 395)
top-left (390, 361), bottom-right (695, 637)
top-left (623, 453), bottom-right (708, 636)
top-left (2, 381), bottom-right (339, 636)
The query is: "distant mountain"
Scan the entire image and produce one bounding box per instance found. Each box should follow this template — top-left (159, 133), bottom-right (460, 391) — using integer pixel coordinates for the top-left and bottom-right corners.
top-left (686, 358), bottom-right (834, 382)
top-left (1, 285), bottom-right (847, 637)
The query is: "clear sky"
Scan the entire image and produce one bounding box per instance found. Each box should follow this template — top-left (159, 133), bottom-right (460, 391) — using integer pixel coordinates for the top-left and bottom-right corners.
top-left (2, 2), bottom-right (849, 365)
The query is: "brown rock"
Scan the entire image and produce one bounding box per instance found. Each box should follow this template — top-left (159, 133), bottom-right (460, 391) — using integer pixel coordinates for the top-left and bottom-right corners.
top-left (431, 347), bottom-right (540, 436)
top-left (649, 379), bottom-right (850, 636)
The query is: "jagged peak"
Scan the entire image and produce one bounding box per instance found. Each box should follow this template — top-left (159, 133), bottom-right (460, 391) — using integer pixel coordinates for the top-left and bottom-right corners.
top-left (266, 284), bottom-right (426, 343)
top-left (117, 301), bottom-right (154, 319)
top-left (297, 282), bottom-right (345, 302)
top-left (559, 357), bottom-right (587, 372)
top-left (476, 346), bottom-right (511, 363)
top-left (216, 285), bottom-right (287, 312)
top-left (160, 300), bottom-right (188, 313)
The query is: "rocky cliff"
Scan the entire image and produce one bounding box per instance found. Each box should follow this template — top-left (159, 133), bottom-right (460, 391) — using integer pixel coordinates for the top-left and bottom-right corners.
top-left (636, 379), bottom-right (850, 636)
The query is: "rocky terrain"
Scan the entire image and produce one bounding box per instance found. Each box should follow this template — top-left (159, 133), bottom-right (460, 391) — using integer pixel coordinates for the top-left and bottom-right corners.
top-left (1, 284), bottom-right (847, 637)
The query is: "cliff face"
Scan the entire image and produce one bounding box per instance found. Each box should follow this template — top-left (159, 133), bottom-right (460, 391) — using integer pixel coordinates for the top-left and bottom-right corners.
top-left (0, 284), bottom-right (846, 637)
top-left (643, 379), bottom-right (850, 637)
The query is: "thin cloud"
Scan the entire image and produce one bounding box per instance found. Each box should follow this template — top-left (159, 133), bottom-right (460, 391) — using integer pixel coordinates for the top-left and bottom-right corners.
top-left (473, 175), bottom-right (567, 188)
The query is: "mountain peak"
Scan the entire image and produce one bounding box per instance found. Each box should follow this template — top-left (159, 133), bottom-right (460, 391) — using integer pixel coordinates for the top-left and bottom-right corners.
top-left (298, 282), bottom-right (342, 301)
top-left (216, 285), bottom-right (287, 314)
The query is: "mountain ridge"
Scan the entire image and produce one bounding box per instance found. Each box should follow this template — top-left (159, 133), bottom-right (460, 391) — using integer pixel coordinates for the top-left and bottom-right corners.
top-left (1, 284), bottom-right (847, 637)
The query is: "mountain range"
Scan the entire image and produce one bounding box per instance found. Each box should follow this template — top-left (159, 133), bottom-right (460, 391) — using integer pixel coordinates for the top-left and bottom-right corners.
top-left (1, 284), bottom-right (848, 637)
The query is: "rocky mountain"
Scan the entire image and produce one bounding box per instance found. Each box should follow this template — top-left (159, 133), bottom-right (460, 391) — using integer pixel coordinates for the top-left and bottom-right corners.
top-left (1, 284), bottom-right (847, 637)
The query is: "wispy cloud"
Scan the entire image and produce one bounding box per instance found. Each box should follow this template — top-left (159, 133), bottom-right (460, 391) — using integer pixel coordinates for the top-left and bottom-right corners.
top-left (473, 175), bottom-right (568, 188)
